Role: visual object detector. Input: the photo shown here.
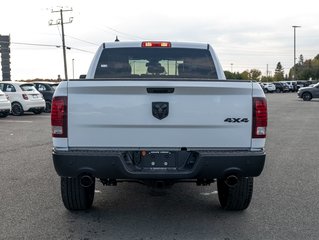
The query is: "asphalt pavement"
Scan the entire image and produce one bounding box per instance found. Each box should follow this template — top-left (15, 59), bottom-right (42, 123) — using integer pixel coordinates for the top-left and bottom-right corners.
top-left (0, 93), bottom-right (318, 240)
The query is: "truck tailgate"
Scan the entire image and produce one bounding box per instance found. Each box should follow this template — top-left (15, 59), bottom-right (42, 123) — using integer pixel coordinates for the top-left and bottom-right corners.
top-left (67, 80), bottom-right (253, 149)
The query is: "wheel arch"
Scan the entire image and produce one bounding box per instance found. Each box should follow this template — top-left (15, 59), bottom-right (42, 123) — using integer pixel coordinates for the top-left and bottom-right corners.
top-left (11, 101), bottom-right (25, 110)
top-left (11, 101), bottom-right (25, 115)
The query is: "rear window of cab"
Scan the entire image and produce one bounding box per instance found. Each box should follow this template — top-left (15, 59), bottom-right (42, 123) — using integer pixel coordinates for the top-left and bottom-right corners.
top-left (94, 47), bottom-right (218, 79)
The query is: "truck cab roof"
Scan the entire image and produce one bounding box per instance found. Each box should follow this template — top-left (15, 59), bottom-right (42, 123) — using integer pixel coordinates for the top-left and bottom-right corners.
top-left (102, 41), bottom-right (209, 49)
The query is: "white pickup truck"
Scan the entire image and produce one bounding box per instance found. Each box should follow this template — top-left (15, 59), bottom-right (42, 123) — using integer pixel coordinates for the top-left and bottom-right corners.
top-left (51, 41), bottom-right (267, 211)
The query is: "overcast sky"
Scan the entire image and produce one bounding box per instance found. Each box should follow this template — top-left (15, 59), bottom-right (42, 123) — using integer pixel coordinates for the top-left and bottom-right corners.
top-left (1, 0), bottom-right (319, 80)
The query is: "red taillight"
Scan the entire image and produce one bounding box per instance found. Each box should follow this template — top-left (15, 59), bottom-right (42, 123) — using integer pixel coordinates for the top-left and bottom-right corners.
top-left (252, 97), bottom-right (267, 138)
top-left (22, 94), bottom-right (28, 100)
top-left (141, 41), bottom-right (171, 48)
top-left (51, 96), bottom-right (67, 138)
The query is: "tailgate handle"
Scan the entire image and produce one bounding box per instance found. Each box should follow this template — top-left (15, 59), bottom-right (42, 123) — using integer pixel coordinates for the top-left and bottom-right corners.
top-left (147, 88), bottom-right (175, 94)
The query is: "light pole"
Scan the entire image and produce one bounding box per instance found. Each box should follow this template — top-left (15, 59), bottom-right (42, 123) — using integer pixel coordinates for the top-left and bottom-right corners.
top-left (292, 25), bottom-right (301, 80)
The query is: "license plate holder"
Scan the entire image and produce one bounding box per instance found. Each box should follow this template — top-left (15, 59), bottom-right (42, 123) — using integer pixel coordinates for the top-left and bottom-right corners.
top-left (142, 151), bottom-right (176, 168)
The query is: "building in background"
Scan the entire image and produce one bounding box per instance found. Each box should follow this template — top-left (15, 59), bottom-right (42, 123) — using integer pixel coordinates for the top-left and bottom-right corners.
top-left (0, 35), bottom-right (11, 81)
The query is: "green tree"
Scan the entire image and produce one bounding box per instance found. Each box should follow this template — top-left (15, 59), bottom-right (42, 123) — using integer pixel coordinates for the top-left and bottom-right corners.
top-left (224, 71), bottom-right (233, 79)
top-left (289, 54), bottom-right (319, 80)
top-left (298, 54), bottom-right (304, 65)
top-left (249, 69), bottom-right (262, 80)
top-left (224, 71), bottom-right (236, 79)
top-left (224, 71), bottom-right (244, 80)
top-left (240, 70), bottom-right (249, 80)
top-left (261, 76), bottom-right (274, 82)
top-left (298, 59), bottom-right (313, 80)
top-left (274, 62), bottom-right (284, 81)
top-left (312, 56), bottom-right (319, 79)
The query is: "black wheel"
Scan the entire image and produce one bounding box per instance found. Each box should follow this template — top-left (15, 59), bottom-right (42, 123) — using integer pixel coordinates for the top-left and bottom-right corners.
top-left (264, 89), bottom-right (268, 93)
top-left (45, 100), bottom-right (51, 113)
top-left (61, 176), bottom-right (95, 211)
top-left (217, 177), bottom-right (253, 210)
top-left (11, 102), bottom-right (24, 116)
top-left (276, 88), bottom-right (281, 93)
top-left (302, 92), bottom-right (312, 101)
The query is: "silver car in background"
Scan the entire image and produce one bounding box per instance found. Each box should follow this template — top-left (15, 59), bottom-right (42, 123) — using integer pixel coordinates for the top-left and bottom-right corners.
top-left (297, 83), bottom-right (319, 101)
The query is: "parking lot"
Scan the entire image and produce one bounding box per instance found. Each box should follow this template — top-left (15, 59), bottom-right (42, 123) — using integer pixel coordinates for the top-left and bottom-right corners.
top-left (1, 92), bottom-right (319, 240)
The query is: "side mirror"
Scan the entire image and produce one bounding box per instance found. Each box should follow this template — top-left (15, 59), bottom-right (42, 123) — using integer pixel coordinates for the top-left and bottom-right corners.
top-left (79, 74), bottom-right (86, 79)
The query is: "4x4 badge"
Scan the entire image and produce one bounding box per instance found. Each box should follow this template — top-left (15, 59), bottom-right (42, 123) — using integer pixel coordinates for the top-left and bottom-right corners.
top-left (224, 118), bottom-right (249, 123)
top-left (152, 102), bottom-right (169, 120)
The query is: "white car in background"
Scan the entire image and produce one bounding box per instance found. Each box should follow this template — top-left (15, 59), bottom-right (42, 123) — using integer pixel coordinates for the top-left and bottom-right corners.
top-left (0, 89), bottom-right (11, 118)
top-left (261, 82), bottom-right (276, 93)
top-left (0, 82), bottom-right (45, 116)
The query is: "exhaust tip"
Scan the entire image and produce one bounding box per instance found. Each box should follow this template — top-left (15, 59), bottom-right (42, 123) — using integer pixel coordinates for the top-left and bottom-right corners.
top-left (80, 175), bottom-right (93, 188)
top-left (225, 175), bottom-right (239, 187)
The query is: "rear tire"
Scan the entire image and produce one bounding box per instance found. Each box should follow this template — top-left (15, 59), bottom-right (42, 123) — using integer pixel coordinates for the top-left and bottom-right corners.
top-left (217, 177), bottom-right (253, 210)
top-left (61, 176), bottom-right (95, 211)
top-left (11, 102), bottom-right (24, 116)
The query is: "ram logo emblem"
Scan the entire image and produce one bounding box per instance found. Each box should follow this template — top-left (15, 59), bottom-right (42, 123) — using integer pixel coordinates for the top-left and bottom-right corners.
top-left (152, 102), bottom-right (169, 120)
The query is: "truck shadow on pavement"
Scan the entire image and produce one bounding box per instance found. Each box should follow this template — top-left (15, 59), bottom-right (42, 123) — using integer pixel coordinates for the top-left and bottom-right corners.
top-left (58, 183), bottom-right (251, 239)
